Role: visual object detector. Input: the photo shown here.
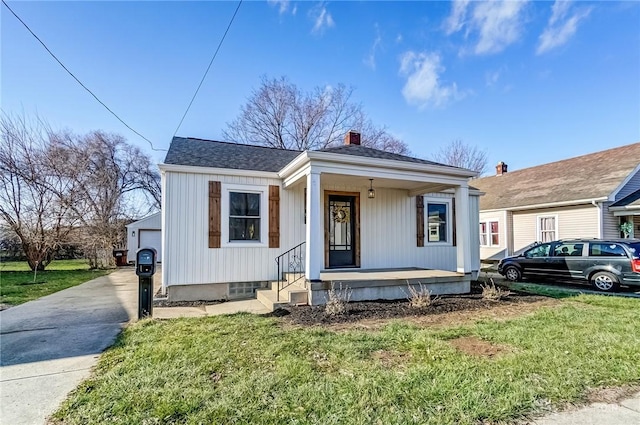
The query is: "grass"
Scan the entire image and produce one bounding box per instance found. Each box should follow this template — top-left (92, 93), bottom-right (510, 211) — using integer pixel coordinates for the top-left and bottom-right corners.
top-left (0, 259), bottom-right (111, 305)
top-left (504, 281), bottom-right (581, 299)
top-left (52, 295), bottom-right (640, 425)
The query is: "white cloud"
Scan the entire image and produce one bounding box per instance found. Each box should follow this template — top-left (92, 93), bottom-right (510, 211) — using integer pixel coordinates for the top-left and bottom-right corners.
top-left (444, 0), bottom-right (528, 55)
top-left (445, 0), bottom-right (470, 35)
top-left (537, 1), bottom-right (592, 54)
top-left (485, 69), bottom-right (501, 87)
top-left (399, 51), bottom-right (461, 108)
top-left (268, 0), bottom-right (290, 15)
top-left (310, 3), bottom-right (335, 34)
top-left (364, 24), bottom-right (382, 70)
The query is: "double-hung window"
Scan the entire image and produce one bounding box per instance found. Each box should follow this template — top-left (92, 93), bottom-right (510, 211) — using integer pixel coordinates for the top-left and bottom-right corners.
top-left (537, 215), bottom-right (557, 242)
top-left (424, 198), bottom-right (451, 244)
top-left (229, 192), bottom-right (261, 242)
top-left (480, 221), bottom-right (499, 246)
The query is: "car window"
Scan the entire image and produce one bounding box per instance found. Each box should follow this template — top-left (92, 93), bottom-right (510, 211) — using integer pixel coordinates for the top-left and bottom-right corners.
top-left (525, 243), bottom-right (551, 258)
top-left (626, 243), bottom-right (640, 258)
top-left (553, 243), bottom-right (584, 257)
top-left (589, 243), bottom-right (627, 257)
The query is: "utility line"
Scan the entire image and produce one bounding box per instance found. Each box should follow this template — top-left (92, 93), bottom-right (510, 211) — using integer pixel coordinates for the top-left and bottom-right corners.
top-left (2, 0), bottom-right (166, 152)
top-left (172, 0), bottom-right (243, 138)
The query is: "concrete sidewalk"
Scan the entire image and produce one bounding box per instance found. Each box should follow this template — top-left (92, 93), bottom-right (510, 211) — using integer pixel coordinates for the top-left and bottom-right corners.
top-left (153, 299), bottom-right (270, 319)
top-left (0, 267), bottom-right (139, 425)
top-left (531, 391), bottom-right (640, 424)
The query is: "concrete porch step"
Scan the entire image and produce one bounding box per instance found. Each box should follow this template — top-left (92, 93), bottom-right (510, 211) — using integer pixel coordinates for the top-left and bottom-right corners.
top-left (256, 282), bottom-right (308, 311)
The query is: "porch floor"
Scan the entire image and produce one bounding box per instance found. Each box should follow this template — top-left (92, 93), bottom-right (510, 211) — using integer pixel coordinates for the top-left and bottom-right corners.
top-left (312, 267), bottom-right (468, 292)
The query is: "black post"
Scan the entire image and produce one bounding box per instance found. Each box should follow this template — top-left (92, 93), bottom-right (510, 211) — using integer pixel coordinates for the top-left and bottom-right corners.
top-left (138, 276), bottom-right (153, 319)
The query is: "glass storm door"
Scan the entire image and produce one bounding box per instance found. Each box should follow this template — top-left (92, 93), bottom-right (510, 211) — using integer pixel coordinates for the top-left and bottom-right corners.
top-left (328, 195), bottom-right (356, 267)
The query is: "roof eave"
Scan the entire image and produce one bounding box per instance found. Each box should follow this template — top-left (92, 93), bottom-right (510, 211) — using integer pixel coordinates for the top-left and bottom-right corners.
top-left (481, 197), bottom-right (608, 213)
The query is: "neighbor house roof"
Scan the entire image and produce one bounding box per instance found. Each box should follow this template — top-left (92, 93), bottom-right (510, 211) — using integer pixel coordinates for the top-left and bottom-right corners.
top-left (164, 137), bottom-right (461, 172)
top-left (472, 142), bottom-right (640, 211)
top-left (164, 137), bottom-right (301, 172)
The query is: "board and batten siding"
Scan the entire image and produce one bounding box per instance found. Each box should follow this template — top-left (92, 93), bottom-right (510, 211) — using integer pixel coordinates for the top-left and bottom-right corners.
top-left (163, 172), bottom-right (481, 288)
top-left (322, 183), bottom-right (480, 273)
top-left (512, 204), bottom-right (599, 252)
top-left (163, 171), bottom-right (305, 287)
top-left (478, 210), bottom-right (509, 261)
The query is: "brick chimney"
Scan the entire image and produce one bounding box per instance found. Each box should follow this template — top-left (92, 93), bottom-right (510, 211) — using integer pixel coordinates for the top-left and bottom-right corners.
top-left (496, 161), bottom-right (508, 176)
top-left (344, 131), bottom-right (361, 146)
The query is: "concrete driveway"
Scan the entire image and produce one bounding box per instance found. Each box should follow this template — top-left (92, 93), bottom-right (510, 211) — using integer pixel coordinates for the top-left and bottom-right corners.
top-left (0, 267), bottom-right (140, 425)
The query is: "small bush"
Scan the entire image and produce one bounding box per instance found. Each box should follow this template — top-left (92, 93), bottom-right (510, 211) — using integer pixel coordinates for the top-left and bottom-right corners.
top-left (325, 282), bottom-right (352, 316)
top-left (407, 282), bottom-right (437, 309)
top-left (481, 279), bottom-right (511, 301)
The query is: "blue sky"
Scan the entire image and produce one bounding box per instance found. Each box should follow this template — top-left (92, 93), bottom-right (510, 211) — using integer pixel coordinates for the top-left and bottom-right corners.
top-left (2, 1), bottom-right (639, 173)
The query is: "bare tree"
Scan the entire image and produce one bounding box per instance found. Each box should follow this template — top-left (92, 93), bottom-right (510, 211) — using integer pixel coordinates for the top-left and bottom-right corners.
top-left (0, 113), bottom-right (161, 270)
top-left (0, 114), bottom-right (77, 270)
top-left (50, 131), bottom-right (160, 268)
top-left (432, 140), bottom-right (488, 176)
top-left (223, 76), bottom-right (410, 154)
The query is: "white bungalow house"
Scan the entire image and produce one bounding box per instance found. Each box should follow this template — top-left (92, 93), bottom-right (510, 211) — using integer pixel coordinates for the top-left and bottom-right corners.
top-left (473, 142), bottom-right (640, 262)
top-left (159, 133), bottom-right (481, 308)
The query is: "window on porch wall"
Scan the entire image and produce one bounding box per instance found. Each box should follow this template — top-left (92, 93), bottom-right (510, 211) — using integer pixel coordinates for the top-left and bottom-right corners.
top-left (427, 203), bottom-right (447, 243)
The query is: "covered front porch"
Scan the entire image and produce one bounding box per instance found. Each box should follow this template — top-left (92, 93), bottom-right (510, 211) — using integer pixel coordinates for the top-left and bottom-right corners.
top-left (275, 145), bottom-right (480, 305)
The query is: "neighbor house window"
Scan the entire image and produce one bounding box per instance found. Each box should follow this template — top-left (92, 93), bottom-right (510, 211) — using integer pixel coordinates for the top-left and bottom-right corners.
top-left (229, 192), bottom-right (261, 241)
top-left (538, 215), bottom-right (557, 242)
top-left (480, 221), bottom-right (499, 246)
top-left (427, 202), bottom-right (448, 243)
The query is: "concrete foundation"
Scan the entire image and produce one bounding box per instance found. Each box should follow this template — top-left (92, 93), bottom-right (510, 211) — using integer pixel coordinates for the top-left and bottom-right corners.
top-left (308, 279), bottom-right (471, 306)
top-left (167, 281), bottom-right (269, 302)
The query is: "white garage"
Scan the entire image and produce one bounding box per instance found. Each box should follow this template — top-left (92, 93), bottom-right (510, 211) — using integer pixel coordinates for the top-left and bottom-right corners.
top-left (126, 212), bottom-right (162, 263)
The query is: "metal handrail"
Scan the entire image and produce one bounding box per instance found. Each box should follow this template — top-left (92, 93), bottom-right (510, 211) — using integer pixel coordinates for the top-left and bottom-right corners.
top-left (275, 241), bottom-right (306, 301)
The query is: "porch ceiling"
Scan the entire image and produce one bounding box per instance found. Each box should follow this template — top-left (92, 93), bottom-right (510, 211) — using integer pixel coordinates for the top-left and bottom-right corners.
top-left (320, 173), bottom-right (455, 193)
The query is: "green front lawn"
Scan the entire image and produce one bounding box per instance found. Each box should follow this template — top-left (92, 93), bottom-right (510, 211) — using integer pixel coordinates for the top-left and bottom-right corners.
top-left (53, 295), bottom-right (640, 425)
top-left (0, 259), bottom-right (111, 305)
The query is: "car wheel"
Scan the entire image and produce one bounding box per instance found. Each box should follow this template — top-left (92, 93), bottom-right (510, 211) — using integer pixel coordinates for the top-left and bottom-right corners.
top-left (504, 266), bottom-right (522, 282)
top-left (590, 271), bottom-right (619, 292)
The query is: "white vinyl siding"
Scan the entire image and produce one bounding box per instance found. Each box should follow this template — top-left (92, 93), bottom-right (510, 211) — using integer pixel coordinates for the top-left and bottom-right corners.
top-left (126, 212), bottom-right (161, 262)
top-left (511, 205), bottom-right (599, 252)
top-left (478, 210), bottom-right (508, 261)
top-left (602, 202), bottom-right (622, 239)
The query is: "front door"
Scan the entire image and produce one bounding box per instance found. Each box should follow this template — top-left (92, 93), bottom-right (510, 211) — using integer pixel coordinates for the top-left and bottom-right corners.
top-left (326, 194), bottom-right (359, 268)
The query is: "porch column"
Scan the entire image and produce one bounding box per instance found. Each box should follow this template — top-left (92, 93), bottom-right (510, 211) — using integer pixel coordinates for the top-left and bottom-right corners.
top-left (305, 170), bottom-right (322, 281)
top-left (455, 184), bottom-right (472, 274)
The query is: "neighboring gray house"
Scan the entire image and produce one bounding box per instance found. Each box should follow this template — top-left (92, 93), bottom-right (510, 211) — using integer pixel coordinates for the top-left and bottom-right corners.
top-left (473, 142), bottom-right (640, 261)
top-left (159, 133), bottom-right (482, 308)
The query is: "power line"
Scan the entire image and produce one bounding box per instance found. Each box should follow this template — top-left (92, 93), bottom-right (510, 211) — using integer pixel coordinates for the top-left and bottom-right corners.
top-left (173, 0), bottom-right (243, 138)
top-left (2, 0), bottom-right (167, 152)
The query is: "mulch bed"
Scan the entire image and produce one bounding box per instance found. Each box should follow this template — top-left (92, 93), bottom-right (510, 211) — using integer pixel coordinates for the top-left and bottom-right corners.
top-left (281, 282), bottom-right (549, 326)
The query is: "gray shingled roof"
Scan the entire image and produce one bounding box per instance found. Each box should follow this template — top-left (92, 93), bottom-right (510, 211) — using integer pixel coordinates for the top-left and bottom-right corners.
top-left (472, 142), bottom-right (640, 211)
top-left (164, 137), bottom-right (463, 172)
top-left (164, 137), bottom-right (301, 172)
top-left (320, 144), bottom-right (455, 167)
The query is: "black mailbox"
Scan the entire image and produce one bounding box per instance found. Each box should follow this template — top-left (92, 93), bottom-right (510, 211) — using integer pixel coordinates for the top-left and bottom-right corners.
top-left (136, 247), bottom-right (156, 319)
top-left (136, 248), bottom-right (156, 277)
